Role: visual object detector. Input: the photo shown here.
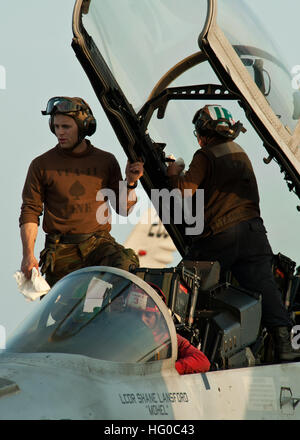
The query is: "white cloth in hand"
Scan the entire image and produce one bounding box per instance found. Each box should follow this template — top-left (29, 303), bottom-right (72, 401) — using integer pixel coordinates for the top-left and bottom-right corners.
top-left (13, 267), bottom-right (51, 301)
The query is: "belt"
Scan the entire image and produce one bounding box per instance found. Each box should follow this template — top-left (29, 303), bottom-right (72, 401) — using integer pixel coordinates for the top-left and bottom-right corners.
top-left (46, 233), bottom-right (96, 245)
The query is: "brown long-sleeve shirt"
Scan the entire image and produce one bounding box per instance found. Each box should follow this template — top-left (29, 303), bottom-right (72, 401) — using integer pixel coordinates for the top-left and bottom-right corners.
top-left (168, 141), bottom-right (260, 236)
top-left (168, 151), bottom-right (209, 195)
top-left (19, 141), bottom-right (137, 234)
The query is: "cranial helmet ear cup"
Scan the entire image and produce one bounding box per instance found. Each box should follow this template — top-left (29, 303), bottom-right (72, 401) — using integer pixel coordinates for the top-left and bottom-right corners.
top-left (76, 98), bottom-right (97, 137)
top-left (82, 114), bottom-right (97, 137)
top-left (49, 116), bottom-right (55, 134)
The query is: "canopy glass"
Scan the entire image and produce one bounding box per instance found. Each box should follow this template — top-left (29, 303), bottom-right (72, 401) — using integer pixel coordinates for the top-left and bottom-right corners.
top-left (5, 267), bottom-right (174, 363)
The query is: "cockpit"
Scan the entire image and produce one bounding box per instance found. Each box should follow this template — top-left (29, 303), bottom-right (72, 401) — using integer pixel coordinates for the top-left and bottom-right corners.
top-left (5, 267), bottom-right (176, 363)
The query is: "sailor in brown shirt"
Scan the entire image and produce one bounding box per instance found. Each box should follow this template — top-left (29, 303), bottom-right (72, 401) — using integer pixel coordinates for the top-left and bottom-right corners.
top-left (167, 104), bottom-right (300, 362)
top-left (19, 96), bottom-right (143, 286)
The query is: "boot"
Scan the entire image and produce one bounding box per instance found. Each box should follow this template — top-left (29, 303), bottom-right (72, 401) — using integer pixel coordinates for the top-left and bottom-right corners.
top-left (271, 326), bottom-right (300, 362)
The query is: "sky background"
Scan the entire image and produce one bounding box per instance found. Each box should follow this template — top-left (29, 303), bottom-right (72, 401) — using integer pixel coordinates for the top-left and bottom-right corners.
top-left (0, 0), bottom-right (299, 338)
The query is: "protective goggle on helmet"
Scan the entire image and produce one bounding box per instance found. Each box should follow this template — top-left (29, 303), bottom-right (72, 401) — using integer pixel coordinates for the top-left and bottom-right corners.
top-left (42, 96), bottom-right (97, 138)
top-left (41, 97), bottom-right (87, 115)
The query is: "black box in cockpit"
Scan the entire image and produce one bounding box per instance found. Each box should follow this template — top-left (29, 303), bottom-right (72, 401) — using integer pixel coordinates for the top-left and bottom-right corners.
top-left (133, 267), bottom-right (191, 322)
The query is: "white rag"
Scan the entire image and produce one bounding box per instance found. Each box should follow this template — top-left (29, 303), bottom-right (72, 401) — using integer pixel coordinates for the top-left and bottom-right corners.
top-left (13, 267), bottom-right (51, 301)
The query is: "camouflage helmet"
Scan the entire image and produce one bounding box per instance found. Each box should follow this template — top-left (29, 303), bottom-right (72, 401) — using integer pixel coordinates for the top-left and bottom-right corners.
top-left (192, 104), bottom-right (246, 140)
top-left (42, 96), bottom-right (97, 139)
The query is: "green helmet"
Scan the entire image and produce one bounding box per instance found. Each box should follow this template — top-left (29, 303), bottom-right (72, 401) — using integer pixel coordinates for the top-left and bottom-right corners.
top-left (193, 104), bottom-right (246, 139)
top-left (42, 96), bottom-right (97, 140)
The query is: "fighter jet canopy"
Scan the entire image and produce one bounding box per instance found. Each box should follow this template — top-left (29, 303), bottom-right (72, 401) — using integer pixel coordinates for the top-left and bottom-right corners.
top-left (72, 0), bottom-right (299, 254)
top-left (5, 267), bottom-right (176, 363)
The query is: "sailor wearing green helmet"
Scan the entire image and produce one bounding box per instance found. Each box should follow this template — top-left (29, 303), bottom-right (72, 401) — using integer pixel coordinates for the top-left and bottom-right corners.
top-left (167, 104), bottom-right (300, 362)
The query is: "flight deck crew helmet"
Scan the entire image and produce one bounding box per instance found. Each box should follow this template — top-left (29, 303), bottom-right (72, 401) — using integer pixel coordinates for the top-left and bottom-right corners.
top-left (42, 96), bottom-right (97, 141)
top-left (192, 104), bottom-right (246, 140)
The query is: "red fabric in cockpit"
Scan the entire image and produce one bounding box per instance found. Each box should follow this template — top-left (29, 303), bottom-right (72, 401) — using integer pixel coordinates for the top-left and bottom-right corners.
top-left (175, 334), bottom-right (210, 375)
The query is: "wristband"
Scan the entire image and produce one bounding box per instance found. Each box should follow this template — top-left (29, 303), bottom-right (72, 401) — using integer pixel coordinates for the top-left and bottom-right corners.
top-left (127, 181), bottom-right (138, 189)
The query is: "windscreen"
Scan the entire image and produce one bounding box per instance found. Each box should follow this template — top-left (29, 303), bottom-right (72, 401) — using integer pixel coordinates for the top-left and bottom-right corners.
top-left (217, 0), bottom-right (300, 135)
top-left (5, 268), bottom-right (172, 363)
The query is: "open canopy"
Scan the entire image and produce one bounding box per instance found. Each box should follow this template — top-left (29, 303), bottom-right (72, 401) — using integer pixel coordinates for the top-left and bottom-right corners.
top-left (72, 0), bottom-right (299, 254)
